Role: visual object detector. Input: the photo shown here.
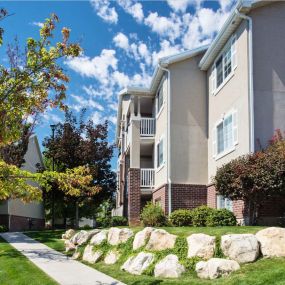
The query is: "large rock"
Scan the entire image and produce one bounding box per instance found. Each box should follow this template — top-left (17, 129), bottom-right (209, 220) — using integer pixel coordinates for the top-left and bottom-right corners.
top-left (221, 234), bottom-right (259, 263)
top-left (70, 230), bottom-right (87, 245)
top-left (104, 250), bottom-right (120, 265)
top-left (82, 244), bottom-right (102, 264)
top-left (145, 229), bottom-right (177, 251)
top-left (64, 240), bottom-right (76, 253)
top-left (133, 227), bottom-right (154, 250)
top-left (121, 252), bottom-right (154, 275)
top-left (256, 227), bottom-right (285, 257)
top-left (196, 258), bottom-right (240, 279)
top-left (187, 233), bottom-right (216, 259)
top-left (90, 230), bottom-right (108, 245)
top-left (154, 254), bottom-right (185, 278)
top-left (62, 229), bottom-right (76, 240)
top-left (77, 229), bottom-right (100, 245)
top-left (108, 228), bottom-right (133, 246)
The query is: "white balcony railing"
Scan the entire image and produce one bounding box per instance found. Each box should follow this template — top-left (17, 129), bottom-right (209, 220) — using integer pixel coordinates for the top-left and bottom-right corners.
top-left (141, 168), bottom-right (155, 188)
top-left (140, 118), bottom-right (155, 136)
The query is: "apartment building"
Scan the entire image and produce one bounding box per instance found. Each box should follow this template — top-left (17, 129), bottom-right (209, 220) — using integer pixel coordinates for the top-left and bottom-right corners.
top-left (114, 0), bottom-right (285, 225)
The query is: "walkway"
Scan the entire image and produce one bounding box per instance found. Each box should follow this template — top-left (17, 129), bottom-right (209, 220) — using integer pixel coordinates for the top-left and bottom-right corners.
top-left (1, 232), bottom-right (125, 285)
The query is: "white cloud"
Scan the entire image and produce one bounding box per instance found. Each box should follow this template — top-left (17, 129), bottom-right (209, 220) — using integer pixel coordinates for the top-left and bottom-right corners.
top-left (113, 32), bottom-right (129, 50)
top-left (65, 49), bottom-right (118, 84)
top-left (167, 0), bottom-right (199, 12)
top-left (31, 21), bottom-right (44, 28)
top-left (90, 111), bottom-right (102, 124)
top-left (117, 0), bottom-right (144, 23)
top-left (70, 94), bottom-right (104, 112)
top-left (90, 0), bottom-right (118, 24)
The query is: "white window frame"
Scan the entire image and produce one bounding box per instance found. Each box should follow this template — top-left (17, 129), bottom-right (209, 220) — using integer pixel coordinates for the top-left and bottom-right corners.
top-left (217, 195), bottom-right (233, 212)
top-left (212, 109), bottom-right (238, 160)
top-left (211, 34), bottom-right (237, 96)
top-left (155, 135), bottom-right (165, 172)
top-left (156, 77), bottom-right (165, 119)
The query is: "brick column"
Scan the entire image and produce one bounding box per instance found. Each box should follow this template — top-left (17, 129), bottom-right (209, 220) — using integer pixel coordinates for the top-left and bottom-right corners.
top-left (128, 168), bottom-right (141, 226)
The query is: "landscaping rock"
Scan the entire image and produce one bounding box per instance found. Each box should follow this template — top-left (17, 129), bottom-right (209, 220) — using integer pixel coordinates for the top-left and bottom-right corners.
top-left (221, 234), bottom-right (259, 263)
top-left (196, 258), bottom-right (240, 279)
top-left (145, 229), bottom-right (177, 251)
top-left (104, 250), bottom-right (120, 265)
top-left (82, 244), bottom-right (102, 264)
top-left (64, 240), bottom-right (76, 252)
top-left (90, 230), bottom-right (108, 245)
top-left (70, 230), bottom-right (87, 245)
top-left (133, 227), bottom-right (154, 250)
top-left (121, 252), bottom-right (154, 275)
top-left (187, 233), bottom-right (216, 259)
top-left (108, 228), bottom-right (133, 246)
top-left (154, 254), bottom-right (185, 278)
top-left (62, 229), bottom-right (76, 240)
top-left (71, 250), bottom-right (81, 260)
top-left (77, 229), bottom-right (100, 245)
top-left (256, 227), bottom-right (285, 257)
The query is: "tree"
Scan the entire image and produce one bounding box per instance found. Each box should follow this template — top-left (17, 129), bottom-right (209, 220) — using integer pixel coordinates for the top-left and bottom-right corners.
top-left (214, 130), bottom-right (285, 225)
top-left (42, 110), bottom-right (116, 227)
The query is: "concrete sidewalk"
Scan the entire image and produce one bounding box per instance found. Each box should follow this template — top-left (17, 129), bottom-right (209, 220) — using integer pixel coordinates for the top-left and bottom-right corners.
top-left (1, 232), bottom-right (125, 285)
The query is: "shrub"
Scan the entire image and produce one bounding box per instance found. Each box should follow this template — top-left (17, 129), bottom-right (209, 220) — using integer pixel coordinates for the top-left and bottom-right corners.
top-left (140, 202), bottom-right (167, 226)
top-left (191, 205), bottom-right (215, 227)
top-left (170, 209), bottom-right (192, 226)
top-left (111, 216), bottom-right (128, 226)
top-left (206, 208), bottom-right (237, 227)
top-left (96, 216), bottom-right (111, 228)
top-left (0, 225), bottom-right (7, 232)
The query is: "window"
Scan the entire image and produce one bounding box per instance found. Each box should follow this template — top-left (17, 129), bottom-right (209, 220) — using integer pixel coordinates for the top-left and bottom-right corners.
top-left (213, 110), bottom-right (238, 157)
top-left (217, 195), bottom-right (233, 211)
top-left (211, 35), bottom-right (237, 94)
top-left (156, 86), bottom-right (164, 115)
top-left (157, 138), bottom-right (164, 168)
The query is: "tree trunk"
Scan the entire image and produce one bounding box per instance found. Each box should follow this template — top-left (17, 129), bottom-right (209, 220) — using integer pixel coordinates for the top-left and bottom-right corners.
top-left (51, 189), bottom-right (55, 229)
top-left (75, 200), bottom-right (79, 229)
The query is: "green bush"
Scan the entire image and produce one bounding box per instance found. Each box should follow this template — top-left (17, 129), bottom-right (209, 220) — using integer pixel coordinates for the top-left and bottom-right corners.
top-left (191, 205), bottom-right (215, 227)
top-left (206, 208), bottom-right (237, 227)
top-left (111, 216), bottom-right (128, 226)
top-left (140, 202), bottom-right (167, 226)
top-left (170, 209), bottom-right (192, 226)
top-left (0, 225), bottom-right (7, 232)
top-left (96, 216), bottom-right (111, 228)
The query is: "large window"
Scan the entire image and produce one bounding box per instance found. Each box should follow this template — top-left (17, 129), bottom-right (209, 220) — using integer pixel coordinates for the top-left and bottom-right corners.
top-left (217, 195), bottom-right (233, 211)
top-left (212, 35), bottom-right (237, 93)
top-left (156, 86), bottom-right (164, 115)
top-left (213, 110), bottom-right (238, 157)
top-left (157, 138), bottom-right (164, 168)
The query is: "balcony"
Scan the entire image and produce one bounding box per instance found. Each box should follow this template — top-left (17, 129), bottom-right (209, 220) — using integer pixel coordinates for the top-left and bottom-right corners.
top-left (141, 168), bottom-right (155, 188)
top-left (140, 118), bottom-right (155, 137)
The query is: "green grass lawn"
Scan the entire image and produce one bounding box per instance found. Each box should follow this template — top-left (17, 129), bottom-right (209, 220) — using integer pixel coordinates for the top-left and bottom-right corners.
top-left (0, 237), bottom-right (58, 285)
top-left (25, 226), bottom-right (285, 285)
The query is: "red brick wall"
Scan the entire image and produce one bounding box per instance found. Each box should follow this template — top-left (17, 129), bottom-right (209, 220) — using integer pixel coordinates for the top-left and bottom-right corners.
top-left (207, 184), bottom-right (217, 208)
top-left (127, 168), bottom-right (141, 226)
top-left (152, 183), bottom-right (207, 215)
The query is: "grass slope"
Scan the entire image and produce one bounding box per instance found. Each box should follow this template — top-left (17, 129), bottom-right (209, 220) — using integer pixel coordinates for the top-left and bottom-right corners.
top-left (0, 237), bottom-right (58, 285)
top-left (25, 227), bottom-right (285, 285)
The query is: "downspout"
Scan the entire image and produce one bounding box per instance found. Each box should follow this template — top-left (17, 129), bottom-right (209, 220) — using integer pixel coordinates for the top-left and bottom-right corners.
top-left (235, 9), bottom-right (254, 153)
top-left (158, 63), bottom-right (172, 215)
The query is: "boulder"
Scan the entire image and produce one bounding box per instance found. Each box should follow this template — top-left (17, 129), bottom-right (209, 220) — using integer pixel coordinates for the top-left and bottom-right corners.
top-left (154, 254), bottom-right (185, 278)
top-left (64, 240), bottom-right (76, 252)
top-left (256, 227), bottom-right (285, 257)
top-left (121, 252), bottom-right (154, 275)
top-left (82, 244), bottom-right (102, 264)
top-left (133, 227), bottom-right (154, 250)
top-left (62, 229), bottom-right (76, 240)
top-left (77, 229), bottom-right (100, 245)
top-left (71, 251), bottom-right (81, 260)
top-left (70, 230), bottom-right (88, 245)
top-left (187, 233), bottom-right (216, 259)
top-left (90, 230), bottom-right (108, 245)
top-left (104, 250), bottom-right (120, 265)
top-left (196, 258), bottom-right (240, 279)
top-left (108, 228), bottom-right (134, 246)
top-left (221, 234), bottom-right (259, 263)
top-left (145, 229), bottom-right (177, 251)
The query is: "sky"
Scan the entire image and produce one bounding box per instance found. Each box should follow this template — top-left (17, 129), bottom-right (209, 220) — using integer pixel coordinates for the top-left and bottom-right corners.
top-left (1, 0), bottom-right (237, 169)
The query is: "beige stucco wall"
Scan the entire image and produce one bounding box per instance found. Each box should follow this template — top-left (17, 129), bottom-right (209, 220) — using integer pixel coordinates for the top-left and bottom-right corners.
top-left (251, 2), bottom-right (285, 149)
top-left (207, 21), bottom-right (250, 183)
top-left (169, 55), bottom-right (208, 185)
top-left (155, 76), bottom-right (168, 188)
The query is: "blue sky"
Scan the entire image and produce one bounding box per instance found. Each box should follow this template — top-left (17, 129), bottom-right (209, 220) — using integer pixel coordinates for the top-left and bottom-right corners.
top-left (1, 0), bottom-right (236, 169)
